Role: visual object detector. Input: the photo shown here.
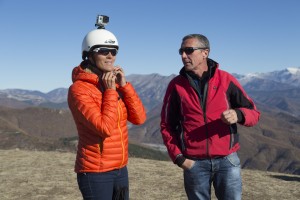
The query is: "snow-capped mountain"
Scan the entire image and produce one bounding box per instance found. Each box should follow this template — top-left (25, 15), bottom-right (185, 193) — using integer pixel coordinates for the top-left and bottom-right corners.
top-left (237, 67), bottom-right (300, 90)
top-left (0, 67), bottom-right (299, 109)
top-left (0, 88), bottom-right (67, 108)
top-left (0, 89), bottom-right (49, 105)
top-left (1, 68), bottom-right (300, 177)
top-left (46, 88), bottom-right (68, 103)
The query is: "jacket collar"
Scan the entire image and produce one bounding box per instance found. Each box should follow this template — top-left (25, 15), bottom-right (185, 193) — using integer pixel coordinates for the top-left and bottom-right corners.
top-left (71, 61), bottom-right (99, 86)
top-left (179, 58), bottom-right (218, 80)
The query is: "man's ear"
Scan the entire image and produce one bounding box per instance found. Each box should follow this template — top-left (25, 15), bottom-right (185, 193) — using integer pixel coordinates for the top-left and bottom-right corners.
top-left (203, 49), bottom-right (210, 58)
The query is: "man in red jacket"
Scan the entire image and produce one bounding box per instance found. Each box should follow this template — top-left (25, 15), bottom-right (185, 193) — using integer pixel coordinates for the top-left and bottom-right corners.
top-left (160, 34), bottom-right (260, 200)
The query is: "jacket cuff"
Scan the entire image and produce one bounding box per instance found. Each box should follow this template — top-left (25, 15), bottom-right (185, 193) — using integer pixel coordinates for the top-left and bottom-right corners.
top-left (235, 109), bottom-right (245, 124)
top-left (174, 154), bottom-right (186, 167)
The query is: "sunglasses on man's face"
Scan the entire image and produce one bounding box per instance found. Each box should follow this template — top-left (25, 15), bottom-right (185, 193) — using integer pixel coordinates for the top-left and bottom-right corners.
top-left (179, 47), bottom-right (207, 55)
top-left (93, 47), bottom-right (118, 56)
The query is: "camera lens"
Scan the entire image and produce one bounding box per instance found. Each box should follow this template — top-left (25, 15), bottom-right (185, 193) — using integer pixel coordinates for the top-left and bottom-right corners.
top-left (102, 16), bottom-right (109, 23)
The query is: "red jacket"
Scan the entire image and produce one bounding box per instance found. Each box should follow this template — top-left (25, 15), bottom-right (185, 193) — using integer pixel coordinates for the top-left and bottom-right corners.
top-left (68, 64), bottom-right (146, 173)
top-left (160, 59), bottom-right (260, 162)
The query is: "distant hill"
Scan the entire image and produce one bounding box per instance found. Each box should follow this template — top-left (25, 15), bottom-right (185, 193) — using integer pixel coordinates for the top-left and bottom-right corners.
top-left (129, 102), bottom-right (300, 174)
top-left (1, 67), bottom-right (300, 113)
top-left (0, 67), bottom-right (300, 175)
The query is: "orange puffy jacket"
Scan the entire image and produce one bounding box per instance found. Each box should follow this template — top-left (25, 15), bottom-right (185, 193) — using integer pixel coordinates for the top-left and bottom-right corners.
top-left (68, 65), bottom-right (146, 173)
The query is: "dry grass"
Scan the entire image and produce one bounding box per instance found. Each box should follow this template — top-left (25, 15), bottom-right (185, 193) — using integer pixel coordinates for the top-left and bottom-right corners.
top-left (0, 149), bottom-right (299, 200)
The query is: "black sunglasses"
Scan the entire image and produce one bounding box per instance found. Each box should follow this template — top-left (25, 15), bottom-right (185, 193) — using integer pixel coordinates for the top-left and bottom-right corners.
top-left (179, 47), bottom-right (207, 55)
top-left (93, 47), bottom-right (118, 56)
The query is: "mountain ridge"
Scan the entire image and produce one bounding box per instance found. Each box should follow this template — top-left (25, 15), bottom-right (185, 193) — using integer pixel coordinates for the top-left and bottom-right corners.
top-left (1, 67), bottom-right (299, 108)
top-left (0, 67), bottom-right (300, 175)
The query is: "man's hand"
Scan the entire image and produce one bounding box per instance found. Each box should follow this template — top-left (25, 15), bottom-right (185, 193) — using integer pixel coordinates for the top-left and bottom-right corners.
top-left (221, 109), bottom-right (238, 125)
top-left (181, 159), bottom-right (195, 170)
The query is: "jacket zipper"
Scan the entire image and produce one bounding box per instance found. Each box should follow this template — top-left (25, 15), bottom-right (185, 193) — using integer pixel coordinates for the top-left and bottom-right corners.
top-left (202, 82), bottom-right (210, 157)
top-left (191, 77), bottom-right (210, 157)
top-left (117, 101), bottom-right (125, 167)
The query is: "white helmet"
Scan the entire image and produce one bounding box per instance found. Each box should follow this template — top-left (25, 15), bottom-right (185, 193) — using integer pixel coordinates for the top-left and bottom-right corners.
top-left (81, 29), bottom-right (119, 60)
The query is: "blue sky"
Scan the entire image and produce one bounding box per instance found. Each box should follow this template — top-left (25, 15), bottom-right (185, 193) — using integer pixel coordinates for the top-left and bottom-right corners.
top-left (1, 0), bottom-right (299, 92)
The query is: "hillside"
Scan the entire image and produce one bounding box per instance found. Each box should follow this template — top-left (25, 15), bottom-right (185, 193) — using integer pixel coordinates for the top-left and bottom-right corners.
top-left (0, 67), bottom-right (300, 176)
top-left (1, 101), bottom-right (300, 175)
top-left (0, 149), bottom-right (299, 200)
top-left (129, 102), bottom-right (300, 175)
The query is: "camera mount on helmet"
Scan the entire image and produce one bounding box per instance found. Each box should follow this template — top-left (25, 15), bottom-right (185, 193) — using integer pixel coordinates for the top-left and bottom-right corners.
top-left (82, 14), bottom-right (118, 60)
top-left (95, 15), bottom-right (109, 29)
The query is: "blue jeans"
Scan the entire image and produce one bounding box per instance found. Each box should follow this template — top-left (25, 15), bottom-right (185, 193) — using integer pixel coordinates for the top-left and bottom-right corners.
top-left (77, 166), bottom-right (129, 200)
top-left (183, 152), bottom-right (242, 200)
